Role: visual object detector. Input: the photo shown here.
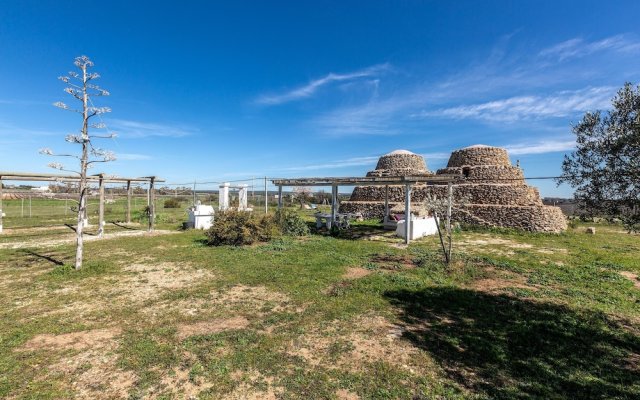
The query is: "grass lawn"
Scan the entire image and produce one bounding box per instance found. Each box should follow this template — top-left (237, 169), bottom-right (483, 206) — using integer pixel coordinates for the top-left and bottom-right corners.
top-left (0, 211), bottom-right (638, 399)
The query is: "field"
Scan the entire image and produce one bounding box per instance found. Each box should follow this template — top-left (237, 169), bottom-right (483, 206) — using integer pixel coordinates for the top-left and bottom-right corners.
top-left (0, 205), bottom-right (639, 399)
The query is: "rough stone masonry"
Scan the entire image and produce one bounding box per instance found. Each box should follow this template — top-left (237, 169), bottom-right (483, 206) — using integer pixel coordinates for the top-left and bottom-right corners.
top-left (339, 146), bottom-right (567, 233)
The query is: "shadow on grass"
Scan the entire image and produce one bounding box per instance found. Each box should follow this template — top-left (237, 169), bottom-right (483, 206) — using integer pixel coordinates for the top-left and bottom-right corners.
top-left (20, 249), bottom-right (65, 266)
top-left (385, 287), bottom-right (640, 399)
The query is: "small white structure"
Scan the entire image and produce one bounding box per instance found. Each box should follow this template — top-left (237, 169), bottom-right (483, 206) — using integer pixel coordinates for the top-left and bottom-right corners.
top-left (188, 204), bottom-right (215, 230)
top-left (219, 183), bottom-right (252, 211)
top-left (396, 216), bottom-right (439, 240)
top-left (0, 210), bottom-right (5, 233)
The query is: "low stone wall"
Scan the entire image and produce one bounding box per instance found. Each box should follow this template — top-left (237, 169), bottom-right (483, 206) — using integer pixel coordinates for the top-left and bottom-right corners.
top-left (453, 204), bottom-right (567, 232)
top-left (447, 146), bottom-right (511, 167)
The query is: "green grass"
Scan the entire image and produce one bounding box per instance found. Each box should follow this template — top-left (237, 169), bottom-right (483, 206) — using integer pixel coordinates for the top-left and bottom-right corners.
top-left (0, 212), bottom-right (638, 399)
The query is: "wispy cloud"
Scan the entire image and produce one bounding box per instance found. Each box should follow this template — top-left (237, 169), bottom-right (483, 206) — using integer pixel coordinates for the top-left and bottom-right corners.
top-left (117, 153), bottom-right (152, 160)
top-left (256, 63), bottom-right (390, 105)
top-left (108, 119), bottom-right (197, 138)
top-left (539, 34), bottom-right (640, 62)
top-left (276, 156), bottom-right (380, 172)
top-left (416, 86), bottom-right (614, 122)
top-left (505, 139), bottom-right (575, 155)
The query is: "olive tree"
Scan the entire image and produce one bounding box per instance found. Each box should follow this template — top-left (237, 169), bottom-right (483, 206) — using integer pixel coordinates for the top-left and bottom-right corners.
top-left (558, 82), bottom-right (640, 232)
top-left (40, 56), bottom-right (116, 269)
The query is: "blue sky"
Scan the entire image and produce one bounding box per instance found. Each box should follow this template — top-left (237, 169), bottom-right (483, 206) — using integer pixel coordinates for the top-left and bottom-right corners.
top-left (1, 1), bottom-right (639, 196)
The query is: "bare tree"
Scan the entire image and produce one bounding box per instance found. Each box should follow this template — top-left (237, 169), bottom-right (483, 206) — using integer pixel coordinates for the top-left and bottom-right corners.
top-left (40, 56), bottom-right (115, 269)
top-left (293, 186), bottom-right (312, 209)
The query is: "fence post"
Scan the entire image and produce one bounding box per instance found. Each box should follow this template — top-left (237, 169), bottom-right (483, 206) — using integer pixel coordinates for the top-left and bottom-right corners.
top-left (264, 177), bottom-right (268, 214)
top-left (126, 180), bottom-right (132, 224)
top-left (29, 196), bottom-right (32, 218)
top-left (98, 174), bottom-right (105, 238)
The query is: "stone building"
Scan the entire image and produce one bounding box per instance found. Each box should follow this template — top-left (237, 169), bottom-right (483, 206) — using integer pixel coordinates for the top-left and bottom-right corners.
top-left (339, 145), bottom-right (567, 232)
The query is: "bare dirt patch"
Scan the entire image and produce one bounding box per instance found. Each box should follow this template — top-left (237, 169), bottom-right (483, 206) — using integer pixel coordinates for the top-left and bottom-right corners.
top-left (343, 267), bottom-right (372, 279)
top-left (620, 271), bottom-right (640, 289)
top-left (177, 316), bottom-right (250, 340)
top-left (21, 327), bottom-right (121, 351)
top-left (336, 389), bottom-right (360, 400)
top-left (20, 327), bottom-right (136, 399)
top-left (149, 353), bottom-right (214, 399)
top-left (119, 263), bottom-right (213, 303)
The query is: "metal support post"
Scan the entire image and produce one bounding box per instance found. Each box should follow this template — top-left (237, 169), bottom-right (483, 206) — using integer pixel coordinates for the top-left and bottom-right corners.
top-left (148, 177), bottom-right (155, 232)
top-left (277, 185), bottom-right (283, 209)
top-left (404, 183), bottom-right (411, 244)
top-left (126, 180), bottom-right (132, 224)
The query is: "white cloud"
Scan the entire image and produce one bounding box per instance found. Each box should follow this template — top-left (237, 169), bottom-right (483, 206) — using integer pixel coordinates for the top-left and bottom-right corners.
top-left (539, 35), bottom-right (640, 62)
top-left (108, 119), bottom-right (197, 138)
top-left (256, 63), bottom-right (390, 105)
top-left (505, 139), bottom-right (575, 155)
top-left (276, 156), bottom-right (380, 172)
top-left (417, 86), bottom-right (615, 122)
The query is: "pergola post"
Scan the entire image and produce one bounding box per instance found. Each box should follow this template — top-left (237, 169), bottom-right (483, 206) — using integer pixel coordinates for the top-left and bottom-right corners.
top-left (126, 180), bottom-right (132, 224)
top-left (98, 174), bottom-right (105, 238)
top-left (0, 176), bottom-right (3, 234)
top-left (277, 185), bottom-right (283, 209)
top-left (404, 183), bottom-right (411, 244)
top-left (383, 185), bottom-right (389, 224)
top-left (331, 184), bottom-right (338, 228)
top-left (148, 177), bottom-right (155, 232)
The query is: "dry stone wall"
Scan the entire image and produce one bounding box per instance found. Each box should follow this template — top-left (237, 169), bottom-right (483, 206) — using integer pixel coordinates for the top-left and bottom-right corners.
top-left (339, 146), bottom-right (567, 232)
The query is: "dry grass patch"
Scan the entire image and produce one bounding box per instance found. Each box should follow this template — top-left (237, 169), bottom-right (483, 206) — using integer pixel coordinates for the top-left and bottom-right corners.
top-left (343, 267), bottom-right (372, 279)
top-left (227, 371), bottom-right (281, 400)
top-left (19, 328), bottom-right (136, 399)
top-left (619, 271), bottom-right (640, 289)
top-left (177, 316), bottom-right (250, 340)
top-left (20, 327), bottom-right (121, 351)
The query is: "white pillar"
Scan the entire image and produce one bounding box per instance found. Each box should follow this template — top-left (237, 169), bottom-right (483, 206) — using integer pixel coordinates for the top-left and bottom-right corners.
top-left (238, 185), bottom-right (248, 210)
top-left (219, 182), bottom-right (230, 211)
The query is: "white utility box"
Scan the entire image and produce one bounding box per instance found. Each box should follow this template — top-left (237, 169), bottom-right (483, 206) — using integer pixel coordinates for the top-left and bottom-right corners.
top-left (187, 204), bottom-right (214, 230)
top-left (396, 216), bottom-right (439, 240)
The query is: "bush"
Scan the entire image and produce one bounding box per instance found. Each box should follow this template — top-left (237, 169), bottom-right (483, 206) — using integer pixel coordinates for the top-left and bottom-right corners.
top-left (205, 210), bottom-right (279, 246)
top-left (164, 198), bottom-right (182, 208)
top-left (274, 208), bottom-right (310, 236)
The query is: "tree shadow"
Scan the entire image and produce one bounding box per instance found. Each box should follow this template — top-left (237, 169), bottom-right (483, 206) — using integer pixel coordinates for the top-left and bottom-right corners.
top-left (20, 249), bottom-right (65, 266)
top-left (384, 287), bottom-right (640, 399)
top-left (111, 222), bottom-right (138, 230)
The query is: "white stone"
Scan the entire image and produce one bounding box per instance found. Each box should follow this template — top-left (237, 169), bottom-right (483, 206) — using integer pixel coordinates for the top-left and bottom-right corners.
top-left (395, 216), bottom-right (439, 240)
top-left (188, 204), bottom-right (215, 230)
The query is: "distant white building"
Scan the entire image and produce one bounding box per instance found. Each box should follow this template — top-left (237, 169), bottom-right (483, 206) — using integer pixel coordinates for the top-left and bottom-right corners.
top-left (30, 186), bottom-right (51, 193)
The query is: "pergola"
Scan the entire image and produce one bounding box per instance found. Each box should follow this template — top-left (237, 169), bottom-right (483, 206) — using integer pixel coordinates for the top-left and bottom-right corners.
top-left (271, 174), bottom-right (460, 253)
top-left (0, 171), bottom-right (164, 235)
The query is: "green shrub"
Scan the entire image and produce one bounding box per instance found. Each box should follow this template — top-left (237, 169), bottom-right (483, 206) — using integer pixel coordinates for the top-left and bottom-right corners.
top-left (274, 208), bottom-right (309, 236)
top-left (205, 210), bottom-right (279, 246)
top-left (164, 198), bottom-right (182, 208)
